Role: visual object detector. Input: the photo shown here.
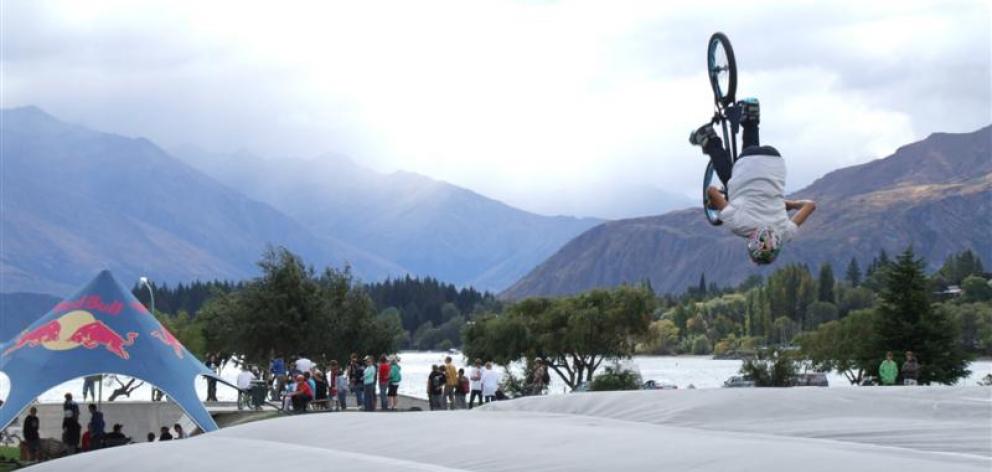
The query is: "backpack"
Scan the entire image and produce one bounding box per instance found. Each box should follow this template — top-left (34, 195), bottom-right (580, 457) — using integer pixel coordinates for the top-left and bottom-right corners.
top-left (431, 373), bottom-right (443, 389)
top-left (459, 377), bottom-right (470, 394)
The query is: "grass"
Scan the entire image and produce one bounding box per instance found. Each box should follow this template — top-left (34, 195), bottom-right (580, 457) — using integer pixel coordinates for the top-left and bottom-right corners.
top-left (0, 446), bottom-right (20, 471)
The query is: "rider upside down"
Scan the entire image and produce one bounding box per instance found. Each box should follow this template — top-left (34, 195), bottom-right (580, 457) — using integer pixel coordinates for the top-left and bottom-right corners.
top-left (689, 98), bottom-right (816, 265)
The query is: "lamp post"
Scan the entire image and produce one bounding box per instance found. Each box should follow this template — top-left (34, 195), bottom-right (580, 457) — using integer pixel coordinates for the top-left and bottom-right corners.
top-left (139, 276), bottom-right (162, 401)
top-left (139, 276), bottom-right (155, 315)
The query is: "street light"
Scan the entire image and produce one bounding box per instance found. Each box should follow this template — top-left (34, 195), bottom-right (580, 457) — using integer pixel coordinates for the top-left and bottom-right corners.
top-left (139, 276), bottom-right (162, 401)
top-left (138, 276), bottom-right (155, 314)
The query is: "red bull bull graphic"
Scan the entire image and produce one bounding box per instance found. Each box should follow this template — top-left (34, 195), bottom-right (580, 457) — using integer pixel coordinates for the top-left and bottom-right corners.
top-left (151, 327), bottom-right (185, 359)
top-left (3, 310), bottom-right (137, 360)
top-left (3, 319), bottom-right (62, 355)
top-left (68, 320), bottom-right (138, 360)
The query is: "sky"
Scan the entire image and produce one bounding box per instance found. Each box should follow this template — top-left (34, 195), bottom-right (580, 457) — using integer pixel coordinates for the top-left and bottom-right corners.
top-left (2, 0), bottom-right (990, 218)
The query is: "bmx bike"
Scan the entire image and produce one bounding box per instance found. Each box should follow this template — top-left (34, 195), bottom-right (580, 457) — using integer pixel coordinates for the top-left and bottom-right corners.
top-left (703, 32), bottom-right (741, 225)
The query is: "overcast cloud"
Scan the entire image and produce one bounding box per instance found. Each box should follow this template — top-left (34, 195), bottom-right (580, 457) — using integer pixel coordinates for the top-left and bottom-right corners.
top-left (2, 0), bottom-right (989, 217)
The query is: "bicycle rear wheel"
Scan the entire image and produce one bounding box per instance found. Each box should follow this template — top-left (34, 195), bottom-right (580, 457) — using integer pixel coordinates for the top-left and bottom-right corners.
top-left (708, 32), bottom-right (737, 106)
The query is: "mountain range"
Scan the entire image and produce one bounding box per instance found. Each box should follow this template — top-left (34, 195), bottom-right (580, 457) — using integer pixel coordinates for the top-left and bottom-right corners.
top-left (0, 107), bottom-right (599, 295)
top-left (174, 147), bottom-right (602, 290)
top-left (503, 125), bottom-right (992, 298)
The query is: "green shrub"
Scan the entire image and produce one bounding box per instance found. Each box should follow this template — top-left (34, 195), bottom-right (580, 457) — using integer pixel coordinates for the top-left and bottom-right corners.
top-left (589, 363), bottom-right (642, 391)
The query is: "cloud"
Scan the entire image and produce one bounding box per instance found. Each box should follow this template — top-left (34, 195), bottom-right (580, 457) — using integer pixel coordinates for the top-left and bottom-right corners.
top-left (2, 0), bottom-right (988, 217)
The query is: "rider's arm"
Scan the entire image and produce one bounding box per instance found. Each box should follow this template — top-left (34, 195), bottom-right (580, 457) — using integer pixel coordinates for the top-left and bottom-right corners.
top-left (786, 199), bottom-right (816, 227)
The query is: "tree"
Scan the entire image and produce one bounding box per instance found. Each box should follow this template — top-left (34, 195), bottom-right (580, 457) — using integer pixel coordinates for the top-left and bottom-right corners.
top-left (846, 258), bottom-right (862, 287)
top-left (639, 319), bottom-right (680, 355)
top-left (938, 250), bottom-right (986, 286)
top-left (874, 248), bottom-right (971, 384)
top-left (797, 309), bottom-right (879, 384)
top-left (817, 263), bottom-right (836, 303)
top-left (740, 349), bottom-right (798, 387)
top-left (198, 246), bottom-right (397, 367)
top-left (806, 301), bottom-right (839, 328)
top-left (766, 265), bottom-right (816, 329)
top-left (837, 285), bottom-right (876, 318)
top-left (961, 276), bottom-right (992, 302)
top-left (463, 286), bottom-right (654, 390)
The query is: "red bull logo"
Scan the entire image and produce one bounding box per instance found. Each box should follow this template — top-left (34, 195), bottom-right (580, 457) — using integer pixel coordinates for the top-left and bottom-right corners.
top-left (53, 295), bottom-right (123, 316)
top-left (151, 327), bottom-right (184, 359)
top-left (3, 320), bottom-right (61, 355)
top-left (3, 310), bottom-right (138, 360)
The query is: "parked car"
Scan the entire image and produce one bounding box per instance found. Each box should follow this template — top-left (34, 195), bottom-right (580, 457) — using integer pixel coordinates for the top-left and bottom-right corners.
top-left (642, 380), bottom-right (678, 390)
top-left (722, 375), bottom-right (755, 388)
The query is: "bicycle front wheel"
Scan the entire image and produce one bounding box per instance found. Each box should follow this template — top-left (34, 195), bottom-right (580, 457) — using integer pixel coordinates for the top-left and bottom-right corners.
top-left (707, 32), bottom-right (737, 106)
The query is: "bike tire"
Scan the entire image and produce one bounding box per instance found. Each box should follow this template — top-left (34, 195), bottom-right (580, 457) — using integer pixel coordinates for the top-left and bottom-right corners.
top-left (707, 32), bottom-right (737, 107)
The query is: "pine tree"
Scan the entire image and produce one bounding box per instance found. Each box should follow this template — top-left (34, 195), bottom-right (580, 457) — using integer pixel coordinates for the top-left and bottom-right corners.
top-left (845, 257), bottom-right (861, 287)
top-left (818, 263), bottom-right (836, 303)
top-left (698, 273), bottom-right (707, 296)
top-left (874, 248), bottom-right (971, 384)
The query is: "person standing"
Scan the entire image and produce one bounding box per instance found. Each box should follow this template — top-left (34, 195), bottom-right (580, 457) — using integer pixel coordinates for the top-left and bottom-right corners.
top-left (62, 393), bottom-right (81, 454)
top-left (333, 362), bottom-right (349, 411)
top-left (427, 365), bottom-right (444, 410)
top-left (363, 355), bottom-right (377, 411)
top-left (270, 355), bottom-right (286, 401)
top-left (443, 356), bottom-right (458, 410)
top-left (205, 354), bottom-right (220, 402)
top-left (82, 375), bottom-right (101, 402)
top-left (468, 359), bottom-right (483, 409)
top-left (377, 355), bottom-right (391, 411)
top-left (480, 362), bottom-right (500, 403)
top-left (455, 368), bottom-right (469, 409)
top-left (879, 351), bottom-right (899, 386)
top-left (23, 407), bottom-right (40, 461)
top-left (388, 356), bottom-right (402, 411)
top-left (296, 355), bottom-right (314, 375)
top-left (902, 351), bottom-right (920, 385)
top-left (349, 354), bottom-right (364, 409)
top-left (173, 424), bottom-right (187, 439)
top-left (87, 404), bottom-right (105, 450)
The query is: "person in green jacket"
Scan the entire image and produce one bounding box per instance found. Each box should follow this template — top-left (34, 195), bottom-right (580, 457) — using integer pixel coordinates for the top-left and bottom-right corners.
top-left (879, 351), bottom-right (898, 386)
top-left (387, 356), bottom-right (402, 411)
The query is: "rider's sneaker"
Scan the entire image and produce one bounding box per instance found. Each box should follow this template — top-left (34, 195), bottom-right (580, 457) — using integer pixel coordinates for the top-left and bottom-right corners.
top-left (689, 124), bottom-right (717, 148)
top-left (738, 97), bottom-right (760, 125)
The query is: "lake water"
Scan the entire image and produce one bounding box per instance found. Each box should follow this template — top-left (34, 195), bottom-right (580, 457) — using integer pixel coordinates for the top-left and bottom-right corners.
top-left (3, 351), bottom-right (990, 403)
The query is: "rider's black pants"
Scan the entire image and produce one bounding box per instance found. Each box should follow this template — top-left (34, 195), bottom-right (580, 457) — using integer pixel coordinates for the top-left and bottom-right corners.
top-left (704, 122), bottom-right (765, 187)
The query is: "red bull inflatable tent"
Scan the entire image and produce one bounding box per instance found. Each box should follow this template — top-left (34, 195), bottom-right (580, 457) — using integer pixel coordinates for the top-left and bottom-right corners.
top-left (0, 270), bottom-right (223, 432)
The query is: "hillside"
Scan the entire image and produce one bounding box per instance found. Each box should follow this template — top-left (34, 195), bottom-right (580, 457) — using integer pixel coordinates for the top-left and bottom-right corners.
top-left (503, 126), bottom-right (992, 298)
top-left (0, 107), bottom-right (400, 295)
top-left (177, 148), bottom-right (601, 291)
top-left (0, 292), bottom-right (60, 340)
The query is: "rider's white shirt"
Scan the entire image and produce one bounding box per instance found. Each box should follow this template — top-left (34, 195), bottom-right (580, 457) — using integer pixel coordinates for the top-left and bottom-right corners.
top-left (236, 371), bottom-right (256, 389)
top-left (720, 154), bottom-right (798, 241)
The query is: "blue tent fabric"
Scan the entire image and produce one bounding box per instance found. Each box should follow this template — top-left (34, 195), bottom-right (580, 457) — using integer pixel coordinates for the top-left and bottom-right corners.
top-left (0, 270), bottom-right (222, 432)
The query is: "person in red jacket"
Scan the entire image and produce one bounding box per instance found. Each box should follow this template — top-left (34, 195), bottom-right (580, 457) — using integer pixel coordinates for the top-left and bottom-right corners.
top-left (290, 374), bottom-right (312, 412)
top-left (377, 354), bottom-right (391, 411)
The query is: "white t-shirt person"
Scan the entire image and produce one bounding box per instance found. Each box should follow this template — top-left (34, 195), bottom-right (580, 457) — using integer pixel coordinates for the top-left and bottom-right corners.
top-left (236, 369), bottom-right (256, 390)
top-left (469, 365), bottom-right (482, 392)
top-left (720, 155), bottom-right (798, 241)
top-left (480, 364), bottom-right (500, 398)
top-left (295, 357), bottom-right (314, 374)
